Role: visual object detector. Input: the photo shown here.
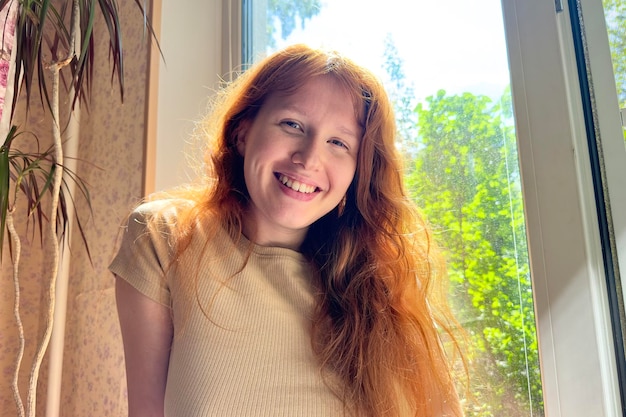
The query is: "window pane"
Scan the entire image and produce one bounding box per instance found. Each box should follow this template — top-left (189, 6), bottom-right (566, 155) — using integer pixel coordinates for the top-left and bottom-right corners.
top-left (246, 1), bottom-right (544, 415)
top-left (602, 0), bottom-right (626, 143)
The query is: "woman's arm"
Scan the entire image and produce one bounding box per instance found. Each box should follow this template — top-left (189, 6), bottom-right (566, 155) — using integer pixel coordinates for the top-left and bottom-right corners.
top-left (116, 276), bottom-right (173, 417)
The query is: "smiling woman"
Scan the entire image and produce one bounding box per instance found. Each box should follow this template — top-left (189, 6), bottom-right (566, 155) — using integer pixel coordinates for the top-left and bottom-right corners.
top-left (135, 1), bottom-right (626, 416)
top-left (111, 44), bottom-right (465, 417)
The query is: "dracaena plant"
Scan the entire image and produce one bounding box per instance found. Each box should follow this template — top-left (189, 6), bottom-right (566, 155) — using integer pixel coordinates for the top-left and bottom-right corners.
top-left (1, 126), bottom-right (92, 259)
top-left (0, 1), bottom-right (158, 416)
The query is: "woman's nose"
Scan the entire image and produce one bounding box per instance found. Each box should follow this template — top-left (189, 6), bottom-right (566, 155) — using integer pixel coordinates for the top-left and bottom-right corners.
top-left (291, 140), bottom-right (322, 170)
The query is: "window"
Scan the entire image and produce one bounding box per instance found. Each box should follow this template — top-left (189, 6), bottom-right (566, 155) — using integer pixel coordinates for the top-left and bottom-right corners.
top-left (234, 0), bottom-right (626, 417)
top-left (244, 1), bottom-right (542, 415)
top-left (501, 0), bottom-right (624, 415)
top-left (567, 0), bottom-right (626, 407)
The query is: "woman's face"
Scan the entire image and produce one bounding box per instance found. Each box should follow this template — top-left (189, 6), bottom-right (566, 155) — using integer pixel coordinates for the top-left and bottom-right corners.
top-left (237, 75), bottom-right (362, 250)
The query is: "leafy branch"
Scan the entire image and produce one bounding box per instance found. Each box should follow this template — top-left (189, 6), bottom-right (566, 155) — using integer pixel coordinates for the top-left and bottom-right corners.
top-left (1, 125), bottom-right (93, 261)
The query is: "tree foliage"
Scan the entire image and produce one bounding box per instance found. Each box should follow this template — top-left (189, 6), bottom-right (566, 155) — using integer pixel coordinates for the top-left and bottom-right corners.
top-left (381, 41), bottom-right (544, 416)
top-left (382, 34), bottom-right (418, 159)
top-left (266, 0), bottom-right (321, 48)
top-left (604, 0), bottom-right (626, 106)
top-left (602, 0), bottom-right (626, 141)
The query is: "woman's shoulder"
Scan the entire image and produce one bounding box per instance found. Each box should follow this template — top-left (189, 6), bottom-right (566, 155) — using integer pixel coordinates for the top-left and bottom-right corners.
top-left (132, 198), bottom-right (195, 222)
top-left (123, 198), bottom-right (199, 242)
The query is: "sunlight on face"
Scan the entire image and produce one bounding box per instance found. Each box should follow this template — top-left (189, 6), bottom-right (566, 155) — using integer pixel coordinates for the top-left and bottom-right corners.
top-left (237, 75), bottom-right (362, 250)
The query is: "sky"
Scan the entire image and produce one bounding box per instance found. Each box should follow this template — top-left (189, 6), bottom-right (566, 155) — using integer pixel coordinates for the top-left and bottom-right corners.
top-left (272, 0), bottom-right (511, 104)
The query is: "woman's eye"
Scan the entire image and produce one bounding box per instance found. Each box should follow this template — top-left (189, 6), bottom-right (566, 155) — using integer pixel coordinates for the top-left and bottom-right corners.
top-left (329, 138), bottom-right (349, 150)
top-left (282, 120), bottom-right (302, 131)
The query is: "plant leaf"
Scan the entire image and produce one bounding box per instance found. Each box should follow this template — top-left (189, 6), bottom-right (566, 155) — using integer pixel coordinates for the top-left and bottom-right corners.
top-left (0, 128), bottom-right (14, 260)
top-left (4, 0), bottom-right (162, 115)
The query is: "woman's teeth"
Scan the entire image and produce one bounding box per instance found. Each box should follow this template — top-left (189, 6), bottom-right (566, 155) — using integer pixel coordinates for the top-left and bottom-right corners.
top-left (279, 174), bottom-right (316, 194)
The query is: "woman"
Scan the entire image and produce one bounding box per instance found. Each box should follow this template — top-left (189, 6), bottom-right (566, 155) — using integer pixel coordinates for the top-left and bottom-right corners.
top-left (111, 44), bottom-right (464, 417)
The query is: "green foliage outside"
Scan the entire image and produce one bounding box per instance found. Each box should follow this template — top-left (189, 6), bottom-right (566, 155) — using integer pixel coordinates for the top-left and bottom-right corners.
top-left (265, 0), bottom-right (321, 48)
top-left (382, 35), bottom-right (543, 416)
top-left (604, 0), bottom-right (626, 105)
top-left (603, 0), bottom-right (626, 142)
top-left (381, 0), bottom-right (626, 405)
top-left (406, 89), bottom-right (542, 416)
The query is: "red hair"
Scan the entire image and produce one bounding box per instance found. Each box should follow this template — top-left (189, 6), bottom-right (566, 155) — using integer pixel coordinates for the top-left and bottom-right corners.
top-left (152, 44), bottom-right (465, 416)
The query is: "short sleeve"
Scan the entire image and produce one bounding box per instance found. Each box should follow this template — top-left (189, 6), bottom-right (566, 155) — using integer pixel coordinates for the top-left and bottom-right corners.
top-left (109, 201), bottom-right (178, 307)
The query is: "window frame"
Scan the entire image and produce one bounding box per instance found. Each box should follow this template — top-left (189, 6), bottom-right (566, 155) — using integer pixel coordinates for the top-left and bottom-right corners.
top-left (575, 0), bottom-right (626, 318)
top-left (502, 0), bottom-right (624, 415)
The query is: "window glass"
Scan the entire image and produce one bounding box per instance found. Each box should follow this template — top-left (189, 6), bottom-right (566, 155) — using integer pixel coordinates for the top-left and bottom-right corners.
top-left (245, 1), bottom-right (544, 415)
top-left (603, 0), bottom-right (626, 142)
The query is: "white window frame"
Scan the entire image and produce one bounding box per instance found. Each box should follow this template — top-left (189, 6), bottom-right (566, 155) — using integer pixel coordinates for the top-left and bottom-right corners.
top-left (578, 0), bottom-right (626, 304)
top-left (502, 0), bottom-right (625, 415)
top-left (145, 0), bottom-right (240, 193)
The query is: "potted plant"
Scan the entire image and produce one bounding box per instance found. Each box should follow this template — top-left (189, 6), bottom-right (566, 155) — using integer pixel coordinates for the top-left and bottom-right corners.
top-left (0, 1), bottom-right (158, 416)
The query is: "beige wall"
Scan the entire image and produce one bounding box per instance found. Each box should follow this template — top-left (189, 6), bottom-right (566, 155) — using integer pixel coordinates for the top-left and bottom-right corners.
top-left (150, 0), bottom-right (232, 192)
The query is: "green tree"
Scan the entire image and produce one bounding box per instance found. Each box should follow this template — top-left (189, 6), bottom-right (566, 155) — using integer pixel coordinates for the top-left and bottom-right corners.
top-left (382, 34), bottom-right (419, 160)
top-left (603, 0), bottom-right (626, 141)
top-left (266, 0), bottom-right (321, 48)
top-left (604, 0), bottom-right (626, 105)
top-left (404, 89), bottom-right (542, 416)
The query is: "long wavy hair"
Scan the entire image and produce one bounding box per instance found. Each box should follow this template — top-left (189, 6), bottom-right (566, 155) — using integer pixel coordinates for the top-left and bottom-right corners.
top-left (154, 44), bottom-right (465, 417)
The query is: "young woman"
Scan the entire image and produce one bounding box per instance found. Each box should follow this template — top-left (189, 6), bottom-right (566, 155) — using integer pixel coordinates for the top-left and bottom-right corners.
top-left (111, 44), bottom-right (464, 417)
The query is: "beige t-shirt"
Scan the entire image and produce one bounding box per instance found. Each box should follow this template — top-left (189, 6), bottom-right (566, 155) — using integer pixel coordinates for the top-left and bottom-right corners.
top-left (109, 200), bottom-right (346, 416)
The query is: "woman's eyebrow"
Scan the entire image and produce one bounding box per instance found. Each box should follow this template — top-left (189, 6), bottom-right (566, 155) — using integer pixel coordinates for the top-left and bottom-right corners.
top-left (337, 125), bottom-right (361, 142)
top-left (278, 102), bottom-right (307, 116)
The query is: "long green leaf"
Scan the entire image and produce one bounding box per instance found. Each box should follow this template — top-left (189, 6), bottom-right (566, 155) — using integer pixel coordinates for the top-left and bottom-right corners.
top-left (0, 134), bottom-right (10, 260)
top-left (3, 0), bottom-right (162, 115)
top-left (0, 125), bottom-right (20, 260)
top-left (5, 135), bottom-right (94, 258)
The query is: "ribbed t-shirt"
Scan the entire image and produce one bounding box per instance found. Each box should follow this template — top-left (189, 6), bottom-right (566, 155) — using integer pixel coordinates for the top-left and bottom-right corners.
top-left (109, 200), bottom-right (346, 416)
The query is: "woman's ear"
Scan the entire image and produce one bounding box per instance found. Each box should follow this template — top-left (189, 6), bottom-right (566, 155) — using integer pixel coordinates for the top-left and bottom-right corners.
top-left (235, 121), bottom-right (250, 156)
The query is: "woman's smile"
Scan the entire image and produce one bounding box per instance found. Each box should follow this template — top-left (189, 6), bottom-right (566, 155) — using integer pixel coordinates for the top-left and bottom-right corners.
top-left (277, 173), bottom-right (318, 194)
